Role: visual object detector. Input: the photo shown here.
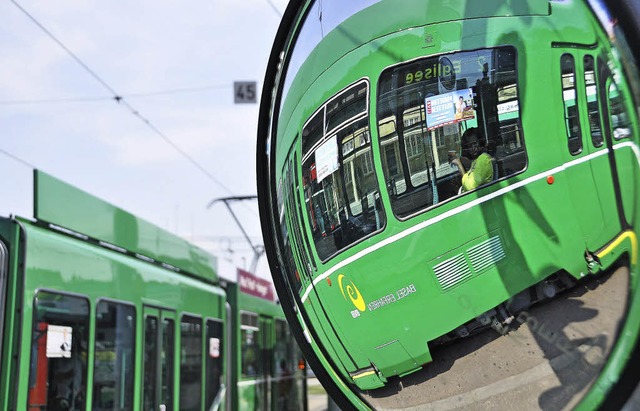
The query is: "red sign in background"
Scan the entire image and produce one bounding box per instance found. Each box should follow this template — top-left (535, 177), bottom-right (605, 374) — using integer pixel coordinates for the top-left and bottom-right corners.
top-left (238, 268), bottom-right (275, 301)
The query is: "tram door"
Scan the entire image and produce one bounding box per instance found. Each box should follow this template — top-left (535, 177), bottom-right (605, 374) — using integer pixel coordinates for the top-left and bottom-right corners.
top-left (556, 48), bottom-right (619, 252)
top-left (239, 311), bottom-right (267, 410)
top-left (142, 307), bottom-right (176, 411)
top-left (596, 53), bottom-right (636, 231)
top-left (579, 52), bottom-right (621, 239)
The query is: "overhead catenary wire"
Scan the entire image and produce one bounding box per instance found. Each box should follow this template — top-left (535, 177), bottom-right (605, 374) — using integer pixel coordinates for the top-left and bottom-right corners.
top-left (0, 83), bottom-right (231, 106)
top-left (0, 95), bottom-right (110, 105)
top-left (264, 0), bottom-right (283, 18)
top-left (0, 147), bottom-right (37, 169)
top-left (10, 0), bottom-right (235, 196)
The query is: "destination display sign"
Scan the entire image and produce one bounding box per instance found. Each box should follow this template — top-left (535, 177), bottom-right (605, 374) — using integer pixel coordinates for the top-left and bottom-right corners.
top-left (238, 268), bottom-right (275, 301)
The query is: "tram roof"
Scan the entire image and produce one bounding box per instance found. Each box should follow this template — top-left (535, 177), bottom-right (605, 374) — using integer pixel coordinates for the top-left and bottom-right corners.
top-left (276, 0), bottom-right (551, 161)
top-left (32, 170), bottom-right (218, 283)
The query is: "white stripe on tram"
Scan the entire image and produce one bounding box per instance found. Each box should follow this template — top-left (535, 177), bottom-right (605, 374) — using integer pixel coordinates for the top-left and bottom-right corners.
top-left (300, 141), bottom-right (640, 303)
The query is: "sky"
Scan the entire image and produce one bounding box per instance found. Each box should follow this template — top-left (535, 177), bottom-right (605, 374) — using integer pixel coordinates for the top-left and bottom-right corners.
top-left (0, 0), bottom-right (289, 281)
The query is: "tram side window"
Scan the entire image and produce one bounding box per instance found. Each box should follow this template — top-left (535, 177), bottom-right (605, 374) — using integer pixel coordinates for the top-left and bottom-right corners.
top-left (608, 80), bottom-right (632, 140)
top-left (93, 301), bottom-right (136, 411)
top-left (180, 316), bottom-right (202, 411)
top-left (28, 292), bottom-right (89, 411)
top-left (377, 46), bottom-right (526, 218)
top-left (277, 176), bottom-right (304, 293)
top-left (284, 155), bottom-right (313, 283)
top-left (293, 152), bottom-right (317, 273)
top-left (142, 315), bottom-right (175, 411)
top-left (143, 316), bottom-right (158, 411)
top-left (273, 320), bottom-right (295, 377)
top-left (584, 55), bottom-right (603, 147)
top-left (240, 312), bottom-right (261, 378)
top-left (301, 80), bottom-right (386, 261)
top-left (281, 216), bottom-right (303, 293)
top-left (205, 319), bottom-right (224, 408)
top-left (162, 318), bottom-right (175, 410)
top-left (560, 54), bottom-right (582, 154)
top-left (272, 320), bottom-right (299, 411)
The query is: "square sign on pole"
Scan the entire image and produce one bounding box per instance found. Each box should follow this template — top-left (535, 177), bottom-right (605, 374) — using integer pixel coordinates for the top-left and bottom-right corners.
top-left (234, 81), bottom-right (257, 104)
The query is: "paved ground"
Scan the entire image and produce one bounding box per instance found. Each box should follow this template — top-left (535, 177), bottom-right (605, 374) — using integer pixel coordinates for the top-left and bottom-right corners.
top-left (308, 377), bottom-right (329, 411)
top-left (357, 265), bottom-right (629, 410)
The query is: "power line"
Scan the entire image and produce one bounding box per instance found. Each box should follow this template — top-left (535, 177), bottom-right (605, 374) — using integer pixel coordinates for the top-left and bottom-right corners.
top-left (264, 0), bottom-right (283, 18)
top-left (124, 83), bottom-right (229, 98)
top-left (0, 96), bottom-right (109, 105)
top-left (0, 83), bottom-right (231, 106)
top-left (11, 1), bottom-right (120, 100)
top-left (0, 147), bottom-right (37, 169)
top-left (10, 0), bottom-right (234, 195)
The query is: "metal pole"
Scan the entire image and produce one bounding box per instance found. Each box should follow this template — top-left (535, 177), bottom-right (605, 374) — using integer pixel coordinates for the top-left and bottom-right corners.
top-left (221, 201), bottom-right (259, 257)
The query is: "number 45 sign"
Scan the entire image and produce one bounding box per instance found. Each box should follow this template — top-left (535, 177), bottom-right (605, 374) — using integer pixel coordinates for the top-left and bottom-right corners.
top-left (234, 81), bottom-right (257, 104)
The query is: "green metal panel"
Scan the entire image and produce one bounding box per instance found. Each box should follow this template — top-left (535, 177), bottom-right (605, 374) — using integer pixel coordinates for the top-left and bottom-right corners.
top-left (33, 170), bottom-right (217, 283)
top-left (228, 282), bottom-right (270, 411)
top-left (12, 222), bottom-right (225, 410)
top-left (0, 219), bottom-right (22, 411)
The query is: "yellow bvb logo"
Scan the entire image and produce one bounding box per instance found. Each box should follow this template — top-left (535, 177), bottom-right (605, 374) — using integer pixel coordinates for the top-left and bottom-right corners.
top-left (338, 274), bottom-right (366, 312)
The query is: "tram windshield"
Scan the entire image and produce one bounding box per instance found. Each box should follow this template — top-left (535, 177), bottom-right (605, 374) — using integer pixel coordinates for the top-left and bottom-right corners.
top-left (377, 46), bottom-right (527, 217)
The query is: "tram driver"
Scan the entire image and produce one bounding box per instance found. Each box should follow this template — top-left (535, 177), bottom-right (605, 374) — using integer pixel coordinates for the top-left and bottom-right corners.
top-left (450, 127), bottom-right (494, 193)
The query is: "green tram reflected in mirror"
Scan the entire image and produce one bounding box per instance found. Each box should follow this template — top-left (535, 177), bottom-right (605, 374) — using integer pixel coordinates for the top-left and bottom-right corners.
top-left (257, 0), bottom-right (640, 409)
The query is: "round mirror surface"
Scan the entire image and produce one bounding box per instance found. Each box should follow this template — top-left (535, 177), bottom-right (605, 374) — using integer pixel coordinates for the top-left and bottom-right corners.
top-left (257, 1), bottom-right (640, 409)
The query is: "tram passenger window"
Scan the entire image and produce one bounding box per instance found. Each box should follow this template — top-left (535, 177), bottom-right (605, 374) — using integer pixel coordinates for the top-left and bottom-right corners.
top-left (143, 316), bottom-right (158, 411)
top-left (272, 320), bottom-right (298, 410)
top-left (607, 81), bottom-right (632, 140)
top-left (560, 54), bottom-right (583, 154)
top-left (180, 316), bottom-right (202, 411)
top-left (280, 217), bottom-right (303, 293)
top-left (301, 80), bottom-right (386, 261)
top-left (277, 174), bottom-right (304, 293)
top-left (205, 319), bottom-right (224, 409)
top-left (584, 55), bottom-right (603, 146)
top-left (377, 46), bottom-right (526, 218)
top-left (142, 315), bottom-right (175, 411)
top-left (273, 320), bottom-right (295, 377)
top-left (162, 318), bottom-right (175, 410)
top-left (240, 312), bottom-right (261, 378)
top-left (93, 301), bottom-right (135, 411)
top-left (293, 152), bottom-right (317, 273)
top-left (28, 292), bottom-right (89, 411)
top-left (283, 154), bottom-right (314, 284)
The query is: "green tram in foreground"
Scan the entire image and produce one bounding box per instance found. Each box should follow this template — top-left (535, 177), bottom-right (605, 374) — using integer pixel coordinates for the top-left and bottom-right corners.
top-left (257, 0), bottom-right (640, 409)
top-left (0, 171), bottom-right (306, 411)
